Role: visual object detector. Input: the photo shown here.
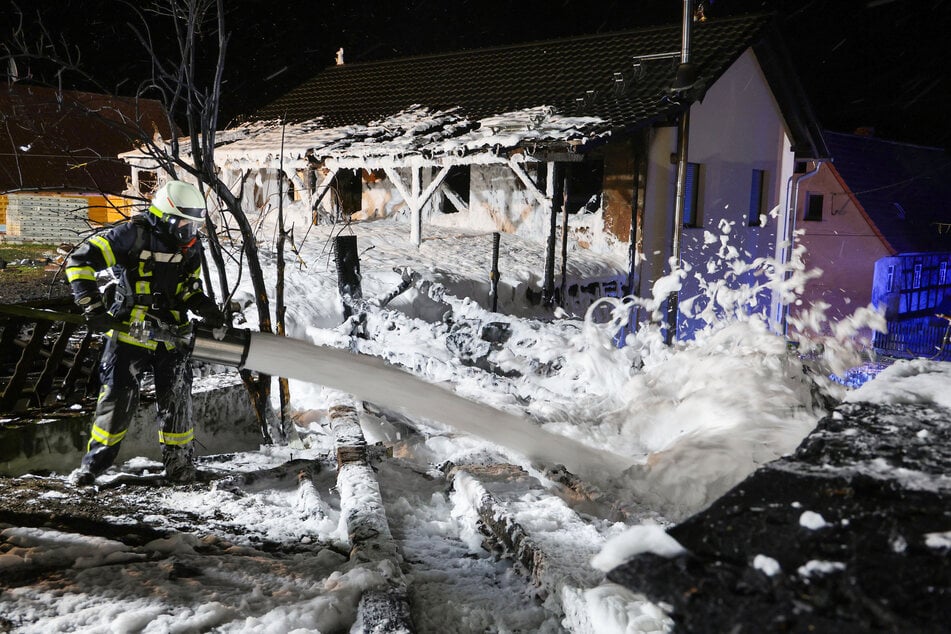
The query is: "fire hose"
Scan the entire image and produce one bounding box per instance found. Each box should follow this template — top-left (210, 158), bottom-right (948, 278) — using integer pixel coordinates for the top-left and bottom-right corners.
top-left (0, 301), bottom-right (632, 476)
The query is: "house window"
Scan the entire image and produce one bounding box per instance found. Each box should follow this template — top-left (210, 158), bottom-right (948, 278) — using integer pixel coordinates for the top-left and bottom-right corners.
top-left (912, 263), bottom-right (923, 289)
top-left (285, 174), bottom-right (299, 202)
top-left (331, 168), bottom-right (363, 217)
top-left (439, 165), bottom-right (470, 214)
top-left (940, 262), bottom-right (948, 285)
top-left (885, 264), bottom-right (895, 292)
top-left (565, 159), bottom-right (604, 214)
top-left (748, 169), bottom-right (766, 226)
top-left (683, 162), bottom-right (701, 227)
top-left (804, 193), bottom-right (823, 221)
top-left (137, 170), bottom-right (157, 196)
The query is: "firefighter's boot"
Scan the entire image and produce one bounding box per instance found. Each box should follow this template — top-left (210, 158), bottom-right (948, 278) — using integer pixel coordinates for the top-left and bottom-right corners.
top-left (162, 445), bottom-right (196, 483)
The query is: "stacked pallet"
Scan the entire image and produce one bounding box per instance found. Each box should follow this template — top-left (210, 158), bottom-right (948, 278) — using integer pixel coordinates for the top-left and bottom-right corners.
top-left (3, 193), bottom-right (132, 242)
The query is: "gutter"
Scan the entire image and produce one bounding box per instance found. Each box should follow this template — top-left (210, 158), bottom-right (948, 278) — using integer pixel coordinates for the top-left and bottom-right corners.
top-left (775, 159), bottom-right (824, 335)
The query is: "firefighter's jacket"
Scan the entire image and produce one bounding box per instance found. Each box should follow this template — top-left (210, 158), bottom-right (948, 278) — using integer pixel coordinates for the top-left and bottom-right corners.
top-left (65, 215), bottom-right (210, 349)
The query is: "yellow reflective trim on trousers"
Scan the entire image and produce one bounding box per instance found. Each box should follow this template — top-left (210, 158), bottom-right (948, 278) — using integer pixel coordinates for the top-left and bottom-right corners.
top-left (89, 236), bottom-right (116, 267)
top-left (90, 425), bottom-right (127, 446)
top-left (135, 281), bottom-right (150, 294)
top-left (97, 385), bottom-right (110, 403)
top-left (158, 429), bottom-right (194, 446)
top-left (65, 266), bottom-right (96, 282)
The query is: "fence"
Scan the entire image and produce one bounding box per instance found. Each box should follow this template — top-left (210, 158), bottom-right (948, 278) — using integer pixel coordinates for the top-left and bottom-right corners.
top-left (873, 317), bottom-right (951, 360)
top-left (0, 298), bottom-right (103, 413)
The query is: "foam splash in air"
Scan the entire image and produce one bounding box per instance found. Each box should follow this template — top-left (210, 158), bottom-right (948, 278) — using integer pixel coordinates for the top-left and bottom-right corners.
top-left (228, 217), bottom-right (885, 521)
top-left (540, 222), bottom-right (889, 520)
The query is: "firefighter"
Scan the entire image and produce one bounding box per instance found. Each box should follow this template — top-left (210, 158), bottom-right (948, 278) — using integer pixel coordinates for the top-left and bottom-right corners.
top-left (66, 180), bottom-right (225, 485)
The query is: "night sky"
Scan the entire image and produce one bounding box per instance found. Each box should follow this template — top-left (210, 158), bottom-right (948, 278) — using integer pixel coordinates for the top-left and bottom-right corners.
top-left (2, 0), bottom-right (948, 148)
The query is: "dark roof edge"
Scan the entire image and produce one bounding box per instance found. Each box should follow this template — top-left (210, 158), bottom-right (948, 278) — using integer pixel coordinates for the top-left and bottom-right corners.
top-left (272, 13), bottom-right (772, 101)
top-left (314, 19), bottom-right (697, 75)
top-left (751, 18), bottom-right (829, 161)
top-left (824, 129), bottom-right (950, 152)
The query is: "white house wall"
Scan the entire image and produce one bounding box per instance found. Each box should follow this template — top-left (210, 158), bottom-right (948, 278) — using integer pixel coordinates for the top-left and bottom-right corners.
top-left (358, 170), bottom-right (405, 221)
top-left (463, 164), bottom-right (548, 238)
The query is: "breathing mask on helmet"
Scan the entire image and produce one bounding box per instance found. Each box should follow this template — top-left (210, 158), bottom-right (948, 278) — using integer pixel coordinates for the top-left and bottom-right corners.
top-left (148, 181), bottom-right (207, 248)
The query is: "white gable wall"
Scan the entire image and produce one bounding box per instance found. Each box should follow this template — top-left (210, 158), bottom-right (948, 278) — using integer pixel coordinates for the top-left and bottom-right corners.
top-left (793, 164), bottom-right (891, 328)
top-left (639, 49), bottom-right (797, 337)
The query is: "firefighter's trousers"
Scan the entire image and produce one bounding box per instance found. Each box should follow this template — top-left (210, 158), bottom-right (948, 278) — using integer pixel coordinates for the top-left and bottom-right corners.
top-left (81, 336), bottom-right (194, 475)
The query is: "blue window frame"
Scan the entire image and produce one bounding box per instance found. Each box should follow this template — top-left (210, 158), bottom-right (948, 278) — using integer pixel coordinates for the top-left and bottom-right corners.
top-left (804, 193), bottom-right (823, 221)
top-left (683, 162), bottom-right (701, 227)
top-left (748, 169), bottom-right (766, 226)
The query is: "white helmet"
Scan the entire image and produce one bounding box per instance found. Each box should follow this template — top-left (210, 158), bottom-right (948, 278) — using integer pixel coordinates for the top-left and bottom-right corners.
top-left (149, 180), bottom-right (206, 246)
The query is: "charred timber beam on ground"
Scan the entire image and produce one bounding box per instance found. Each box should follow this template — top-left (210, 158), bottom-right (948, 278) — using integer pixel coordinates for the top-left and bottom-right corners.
top-left (330, 399), bottom-right (415, 633)
top-left (448, 463), bottom-right (609, 630)
top-left (448, 464), bottom-right (552, 587)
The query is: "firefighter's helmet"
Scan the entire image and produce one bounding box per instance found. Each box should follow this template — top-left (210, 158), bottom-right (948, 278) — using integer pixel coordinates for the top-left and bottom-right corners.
top-left (148, 180), bottom-right (206, 246)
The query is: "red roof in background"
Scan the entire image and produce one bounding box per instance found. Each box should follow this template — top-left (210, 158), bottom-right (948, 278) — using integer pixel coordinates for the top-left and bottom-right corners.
top-left (826, 131), bottom-right (951, 255)
top-left (0, 83), bottom-right (173, 195)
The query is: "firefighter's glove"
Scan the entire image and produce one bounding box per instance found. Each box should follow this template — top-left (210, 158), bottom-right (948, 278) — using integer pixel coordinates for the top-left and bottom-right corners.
top-left (194, 297), bottom-right (226, 329)
top-left (83, 301), bottom-right (116, 332)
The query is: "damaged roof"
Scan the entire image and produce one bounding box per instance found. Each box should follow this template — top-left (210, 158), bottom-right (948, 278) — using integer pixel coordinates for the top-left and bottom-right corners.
top-left (826, 131), bottom-right (951, 254)
top-left (241, 13), bottom-right (826, 162)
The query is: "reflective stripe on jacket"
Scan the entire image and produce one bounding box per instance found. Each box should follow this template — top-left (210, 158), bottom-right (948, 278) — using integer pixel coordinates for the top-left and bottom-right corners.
top-left (65, 215), bottom-right (208, 348)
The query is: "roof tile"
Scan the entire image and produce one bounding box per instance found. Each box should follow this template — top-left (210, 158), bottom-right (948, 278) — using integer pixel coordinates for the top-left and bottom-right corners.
top-left (254, 14), bottom-right (772, 134)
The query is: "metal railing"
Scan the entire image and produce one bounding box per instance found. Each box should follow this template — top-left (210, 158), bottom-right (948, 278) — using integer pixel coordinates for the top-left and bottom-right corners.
top-left (0, 298), bottom-right (102, 414)
top-left (873, 316), bottom-right (951, 360)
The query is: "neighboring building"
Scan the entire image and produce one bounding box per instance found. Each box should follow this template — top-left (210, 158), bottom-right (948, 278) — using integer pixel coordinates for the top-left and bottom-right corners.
top-left (0, 83), bottom-right (171, 241)
top-left (149, 14), bottom-right (828, 335)
top-left (794, 131), bottom-right (951, 354)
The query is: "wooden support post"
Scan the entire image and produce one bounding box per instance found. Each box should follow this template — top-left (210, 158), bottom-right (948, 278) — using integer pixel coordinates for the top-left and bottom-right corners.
top-left (383, 165), bottom-right (451, 248)
top-left (542, 163), bottom-right (565, 306)
top-left (667, 107), bottom-right (691, 344)
top-left (334, 234), bottom-right (363, 322)
top-left (311, 167), bottom-right (339, 224)
top-left (629, 131), bottom-right (649, 323)
top-left (559, 167), bottom-right (571, 306)
top-left (410, 167), bottom-right (422, 247)
top-left (489, 232), bottom-right (501, 312)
